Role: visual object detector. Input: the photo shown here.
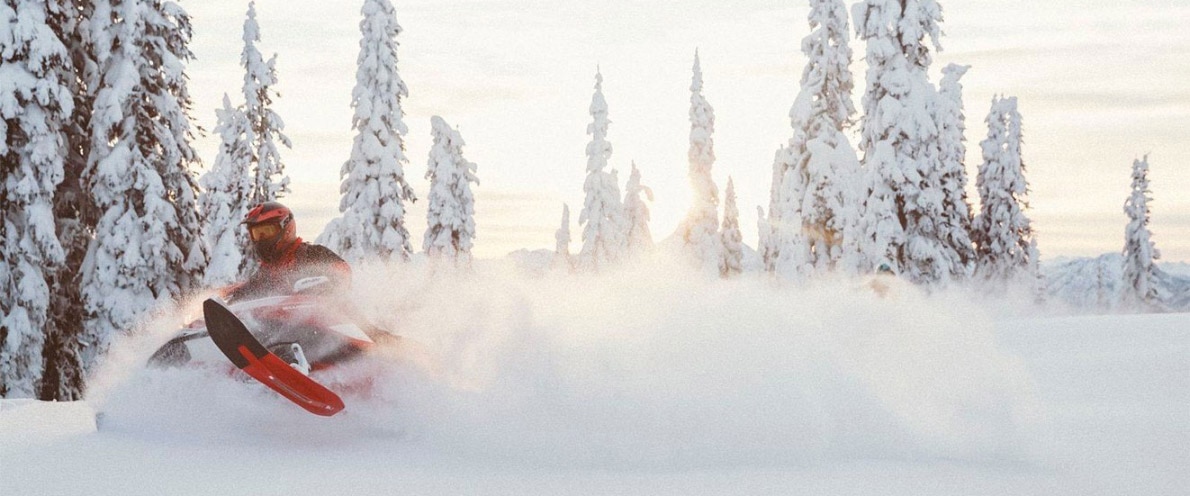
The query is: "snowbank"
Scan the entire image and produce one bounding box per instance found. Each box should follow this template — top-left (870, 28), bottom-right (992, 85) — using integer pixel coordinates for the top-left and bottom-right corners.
top-left (0, 399), bottom-right (96, 446)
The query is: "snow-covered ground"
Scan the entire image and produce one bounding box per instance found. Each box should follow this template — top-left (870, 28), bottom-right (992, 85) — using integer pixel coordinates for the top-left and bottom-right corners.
top-left (3, 259), bottom-right (1187, 495)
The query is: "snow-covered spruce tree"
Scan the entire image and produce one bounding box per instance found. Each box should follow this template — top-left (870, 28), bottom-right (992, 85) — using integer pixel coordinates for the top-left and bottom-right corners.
top-left (757, 205), bottom-right (776, 271)
top-left (553, 203), bottom-right (572, 270)
top-left (623, 161), bottom-right (654, 255)
top-left (775, 0), bottom-right (861, 276)
top-left (320, 0), bottom-right (417, 263)
top-left (199, 95), bottom-right (253, 287)
top-left (933, 63), bottom-right (976, 281)
top-left (80, 0), bottom-right (207, 372)
top-left (759, 161), bottom-right (781, 272)
top-left (578, 69), bottom-right (626, 271)
top-left (42, 0), bottom-right (98, 401)
top-left (424, 116), bottom-right (478, 265)
top-left (0, 0), bottom-right (72, 398)
top-left (770, 144), bottom-right (810, 278)
top-left (241, 1), bottom-right (290, 205)
top-left (720, 177), bottom-right (744, 277)
top-left (1121, 155), bottom-right (1164, 310)
top-left (851, 0), bottom-right (906, 275)
top-left (971, 96), bottom-right (1039, 287)
top-left (852, 0), bottom-right (952, 284)
top-left (678, 51), bottom-right (722, 271)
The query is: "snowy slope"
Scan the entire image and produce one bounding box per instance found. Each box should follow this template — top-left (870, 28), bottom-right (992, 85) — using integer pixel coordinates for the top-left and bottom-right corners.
top-left (3, 259), bottom-right (1187, 495)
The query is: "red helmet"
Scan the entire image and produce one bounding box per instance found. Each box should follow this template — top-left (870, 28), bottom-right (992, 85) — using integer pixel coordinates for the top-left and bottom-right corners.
top-left (244, 201), bottom-right (297, 263)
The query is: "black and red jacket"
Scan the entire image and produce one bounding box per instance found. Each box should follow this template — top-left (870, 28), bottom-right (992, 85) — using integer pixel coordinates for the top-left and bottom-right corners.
top-left (229, 239), bottom-right (351, 301)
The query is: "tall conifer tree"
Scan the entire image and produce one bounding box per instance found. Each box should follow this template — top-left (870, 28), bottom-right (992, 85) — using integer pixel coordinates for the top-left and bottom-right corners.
top-left (241, 1), bottom-right (290, 205)
top-left (321, 0), bottom-right (416, 263)
top-left (623, 161), bottom-right (654, 255)
top-left (199, 96), bottom-right (253, 286)
top-left (42, 0), bottom-right (97, 401)
top-left (934, 63), bottom-right (976, 281)
top-left (0, 0), bottom-right (72, 397)
top-left (971, 96), bottom-right (1039, 287)
top-left (720, 177), bottom-right (744, 277)
top-left (679, 51), bottom-right (722, 271)
top-left (424, 116), bottom-right (478, 265)
top-left (773, 0), bottom-right (860, 277)
top-left (553, 203), bottom-right (572, 270)
top-left (578, 69), bottom-right (626, 271)
top-left (1121, 155), bottom-right (1164, 310)
top-left (852, 0), bottom-right (956, 284)
top-left (80, 0), bottom-right (207, 373)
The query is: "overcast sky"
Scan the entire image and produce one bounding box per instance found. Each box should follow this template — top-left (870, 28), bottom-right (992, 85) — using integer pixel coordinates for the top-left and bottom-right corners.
top-left (184, 0), bottom-right (1190, 260)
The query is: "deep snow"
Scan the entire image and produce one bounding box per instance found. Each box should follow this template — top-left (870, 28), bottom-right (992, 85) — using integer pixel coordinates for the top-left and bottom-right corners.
top-left (3, 258), bottom-right (1187, 495)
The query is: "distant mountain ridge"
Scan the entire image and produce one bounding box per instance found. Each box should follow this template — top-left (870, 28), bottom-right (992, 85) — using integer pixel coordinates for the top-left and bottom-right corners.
top-left (1043, 255), bottom-right (1190, 311)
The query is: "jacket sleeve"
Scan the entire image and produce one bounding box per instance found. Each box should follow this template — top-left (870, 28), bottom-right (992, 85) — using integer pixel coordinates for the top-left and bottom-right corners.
top-left (226, 268), bottom-right (271, 303)
top-left (303, 244), bottom-right (352, 290)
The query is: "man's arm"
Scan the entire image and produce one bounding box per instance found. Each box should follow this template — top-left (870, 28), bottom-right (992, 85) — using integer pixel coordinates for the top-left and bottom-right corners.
top-left (302, 244), bottom-right (352, 290)
top-left (226, 269), bottom-right (271, 302)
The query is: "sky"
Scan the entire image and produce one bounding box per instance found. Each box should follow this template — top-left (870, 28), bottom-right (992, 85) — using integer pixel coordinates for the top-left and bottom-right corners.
top-left (183, 0), bottom-right (1190, 261)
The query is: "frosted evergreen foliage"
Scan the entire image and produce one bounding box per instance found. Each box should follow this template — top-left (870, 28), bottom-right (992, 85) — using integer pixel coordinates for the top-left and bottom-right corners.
top-left (972, 96), bottom-right (1039, 287)
top-left (199, 95), bottom-right (253, 287)
top-left (800, 0), bottom-right (857, 129)
top-left (81, 0), bottom-right (207, 371)
top-left (776, 0), bottom-right (861, 276)
top-left (760, 156), bottom-right (781, 272)
top-left (757, 206), bottom-right (776, 271)
top-left (623, 162), bottom-right (654, 254)
top-left (578, 70), bottom-right (626, 271)
top-left (0, 0), bottom-right (71, 397)
top-left (720, 177), bottom-right (744, 277)
top-left (852, 0), bottom-right (951, 283)
top-left (853, 0), bottom-right (943, 151)
top-left (771, 145), bottom-right (810, 279)
top-left (553, 203), bottom-right (572, 269)
top-left (678, 51), bottom-right (722, 271)
top-left (321, 0), bottom-right (417, 263)
top-left (933, 63), bottom-right (976, 280)
top-left (423, 116), bottom-right (478, 264)
top-left (241, 1), bottom-right (290, 204)
top-left (42, 0), bottom-right (96, 401)
top-left (1121, 155), bottom-right (1164, 310)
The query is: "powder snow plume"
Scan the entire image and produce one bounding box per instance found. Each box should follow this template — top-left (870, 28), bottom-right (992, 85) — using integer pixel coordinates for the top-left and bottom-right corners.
top-left (352, 253), bottom-right (1041, 468)
top-left (91, 253), bottom-right (1041, 467)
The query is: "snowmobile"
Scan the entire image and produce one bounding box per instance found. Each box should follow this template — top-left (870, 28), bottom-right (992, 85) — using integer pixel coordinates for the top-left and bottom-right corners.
top-left (148, 276), bottom-right (400, 416)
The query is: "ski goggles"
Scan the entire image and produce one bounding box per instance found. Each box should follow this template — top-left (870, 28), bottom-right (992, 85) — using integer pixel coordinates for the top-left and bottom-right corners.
top-left (248, 222), bottom-right (283, 242)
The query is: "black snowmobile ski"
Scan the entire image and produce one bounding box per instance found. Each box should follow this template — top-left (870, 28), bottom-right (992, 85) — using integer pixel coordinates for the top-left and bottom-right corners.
top-left (202, 298), bottom-right (345, 416)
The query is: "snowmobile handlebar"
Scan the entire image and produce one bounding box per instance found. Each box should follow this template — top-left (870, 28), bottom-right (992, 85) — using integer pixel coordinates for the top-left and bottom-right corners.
top-left (292, 276), bottom-right (332, 295)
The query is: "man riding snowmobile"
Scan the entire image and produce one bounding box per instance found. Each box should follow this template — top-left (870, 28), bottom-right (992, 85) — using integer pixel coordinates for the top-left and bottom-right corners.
top-left (226, 201), bottom-right (350, 302)
top-left (217, 201), bottom-right (397, 368)
top-left (148, 202), bottom-right (428, 415)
